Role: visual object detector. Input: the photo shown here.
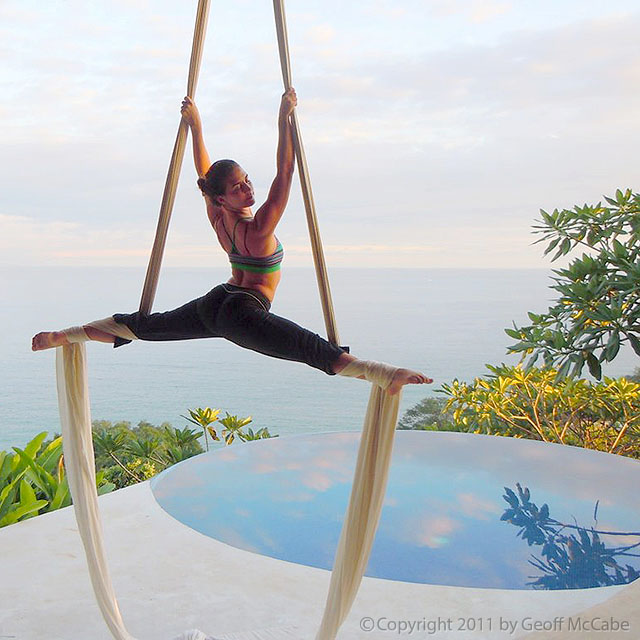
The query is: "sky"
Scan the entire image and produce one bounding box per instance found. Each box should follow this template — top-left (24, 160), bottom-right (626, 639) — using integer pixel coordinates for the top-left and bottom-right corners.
top-left (1, 0), bottom-right (639, 269)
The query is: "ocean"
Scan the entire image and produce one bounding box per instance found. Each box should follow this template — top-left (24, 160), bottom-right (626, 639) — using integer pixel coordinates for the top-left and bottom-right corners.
top-left (1, 266), bottom-right (636, 452)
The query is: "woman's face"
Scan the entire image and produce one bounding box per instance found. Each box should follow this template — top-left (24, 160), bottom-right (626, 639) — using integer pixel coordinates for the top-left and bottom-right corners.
top-left (219, 165), bottom-right (254, 209)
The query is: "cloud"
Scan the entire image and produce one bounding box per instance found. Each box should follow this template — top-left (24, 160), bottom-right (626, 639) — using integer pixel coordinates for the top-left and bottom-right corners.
top-left (2, 2), bottom-right (638, 269)
top-left (0, 212), bottom-right (229, 267)
top-left (429, 0), bottom-right (513, 23)
top-left (306, 24), bottom-right (336, 44)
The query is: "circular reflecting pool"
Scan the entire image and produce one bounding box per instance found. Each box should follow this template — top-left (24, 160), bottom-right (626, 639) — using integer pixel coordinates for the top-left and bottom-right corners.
top-left (150, 431), bottom-right (640, 590)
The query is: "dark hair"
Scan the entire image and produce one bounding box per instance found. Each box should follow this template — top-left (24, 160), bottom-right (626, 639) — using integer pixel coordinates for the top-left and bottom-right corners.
top-left (197, 159), bottom-right (239, 203)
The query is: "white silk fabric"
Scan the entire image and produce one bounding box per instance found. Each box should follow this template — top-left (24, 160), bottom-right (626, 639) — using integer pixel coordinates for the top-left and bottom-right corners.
top-left (317, 360), bottom-right (401, 639)
top-left (57, 334), bottom-right (138, 640)
top-left (57, 332), bottom-right (400, 640)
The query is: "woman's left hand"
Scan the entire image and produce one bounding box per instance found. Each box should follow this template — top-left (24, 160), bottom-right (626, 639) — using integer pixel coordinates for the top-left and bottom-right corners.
top-left (181, 96), bottom-right (202, 129)
top-left (279, 87), bottom-right (297, 119)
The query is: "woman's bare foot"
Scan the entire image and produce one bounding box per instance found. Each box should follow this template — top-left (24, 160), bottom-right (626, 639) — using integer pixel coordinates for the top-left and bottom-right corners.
top-left (387, 368), bottom-right (433, 396)
top-left (333, 354), bottom-right (433, 395)
top-left (32, 331), bottom-right (69, 351)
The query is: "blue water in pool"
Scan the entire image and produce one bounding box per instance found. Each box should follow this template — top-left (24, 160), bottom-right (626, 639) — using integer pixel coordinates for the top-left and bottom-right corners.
top-left (150, 431), bottom-right (640, 590)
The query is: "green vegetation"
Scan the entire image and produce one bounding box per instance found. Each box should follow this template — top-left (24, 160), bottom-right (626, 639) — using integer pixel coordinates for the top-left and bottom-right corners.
top-left (92, 419), bottom-right (204, 488)
top-left (0, 431), bottom-right (114, 528)
top-left (399, 189), bottom-right (640, 460)
top-left (400, 366), bottom-right (639, 459)
top-left (1, 408), bottom-right (276, 529)
top-left (440, 365), bottom-right (640, 458)
top-left (396, 397), bottom-right (455, 431)
top-left (506, 188), bottom-right (640, 380)
top-left (182, 408), bottom-right (275, 448)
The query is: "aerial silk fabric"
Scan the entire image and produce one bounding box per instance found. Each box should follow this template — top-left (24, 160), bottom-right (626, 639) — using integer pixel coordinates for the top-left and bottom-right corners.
top-left (58, 324), bottom-right (218, 640)
top-left (139, 0), bottom-right (211, 315)
top-left (57, 327), bottom-right (138, 640)
top-left (272, 0), bottom-right (340, 346)
top-left (319, 360), bottom-right (400, 639)
top-left (56, 333), bottom-right (400, 640)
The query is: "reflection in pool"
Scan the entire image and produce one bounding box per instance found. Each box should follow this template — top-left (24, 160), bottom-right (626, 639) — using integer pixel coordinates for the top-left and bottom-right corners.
top-left (150, 431), bottom-right (640, 590)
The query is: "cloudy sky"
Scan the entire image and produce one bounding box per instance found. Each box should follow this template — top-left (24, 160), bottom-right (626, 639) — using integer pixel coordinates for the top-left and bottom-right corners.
top-left (2, 0), bottom-right (638, 268)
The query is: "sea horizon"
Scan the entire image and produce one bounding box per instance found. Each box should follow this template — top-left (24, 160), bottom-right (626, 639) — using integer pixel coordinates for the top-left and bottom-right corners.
top-left (2, 265), bottom-right (637, 453)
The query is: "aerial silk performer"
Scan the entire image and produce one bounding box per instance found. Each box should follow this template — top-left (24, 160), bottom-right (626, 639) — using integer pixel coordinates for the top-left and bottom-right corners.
top-left (32, 90), bottom-right (432, 397)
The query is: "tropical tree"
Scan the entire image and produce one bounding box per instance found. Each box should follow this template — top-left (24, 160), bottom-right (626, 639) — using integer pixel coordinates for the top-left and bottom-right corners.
top-left (218, 413), bottom-right (254, 444)
top-left (162, 425), bottom-right (203, 464)
top-left (506, 189), bottom-right (640, 380)
top-left (396, 396), bottom-right (455, 431)
top-left (181, 407), bottom-right (221, 451)
top-left (239, 427), bottom-right (277, 441)
top-left (440, 364), bottom-right (640, 458)
top-left (93, 428), bottom-right (142, 484)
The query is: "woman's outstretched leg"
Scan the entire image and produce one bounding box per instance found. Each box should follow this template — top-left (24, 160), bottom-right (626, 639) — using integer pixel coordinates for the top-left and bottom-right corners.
top-left (214, 291), bottom-right (433, 396)
top-left (32, 326), bottom-right (115, 351)
top-left (331, 351), bottom-right (433, 396)
top-left (32, 292), bottom-right (214, 352)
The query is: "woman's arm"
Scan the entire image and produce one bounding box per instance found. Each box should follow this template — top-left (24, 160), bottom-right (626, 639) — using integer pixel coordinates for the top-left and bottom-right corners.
top-left (253, 88), bottom-right (297, 237)
top-left (181, 96), bottom-right (211, 178)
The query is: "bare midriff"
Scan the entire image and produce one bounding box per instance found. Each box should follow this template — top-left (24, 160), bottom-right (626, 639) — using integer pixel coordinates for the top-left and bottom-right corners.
top-left (227, 268), bottom-right (281, 302)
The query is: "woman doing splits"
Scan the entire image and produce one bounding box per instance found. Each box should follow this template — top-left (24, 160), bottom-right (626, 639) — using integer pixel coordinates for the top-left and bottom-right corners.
top-left (32, 89), bottom-right (432, 395)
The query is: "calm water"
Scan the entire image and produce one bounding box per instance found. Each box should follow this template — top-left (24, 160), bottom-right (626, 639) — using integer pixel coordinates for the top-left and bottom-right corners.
top-left (151, 431), bottom-right (640, 589)
top-left (1, 266), bottom-right (637, 452)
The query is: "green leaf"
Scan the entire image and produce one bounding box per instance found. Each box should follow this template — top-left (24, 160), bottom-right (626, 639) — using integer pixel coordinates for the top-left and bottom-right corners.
top-left (19, 478), bottom-right (38, 506)
top-left (50, 476), bottom-right (71, 510)
top-left (612, 239), bottom-right (626, 258)
top-left (98, 482), bottom-right (116, 496)
top-left (604, 331), bottom-right (621, 362)
top-left (23, 432), bottom-right (48, 461)
top-left (0, 470), bottom-right (27, 521)
top-left (0, 499), bottom-right (49, 527)
top-left (539, 209), bottom-right (552, 224)
top-left (571, 357), bottom-right (585, 378)
top-left (12, 448), bottom-right (57, 500)
top-left (0, 451), bottom-right (11, 484)
top-left (525, 352), bottom-right (540, 369)
top-left (628, 333), bottom-right (640, 357)
top-left (37, 437), bottom-right (63, 473)
top-left (543, 237), bottom-right (561, 256)
top-left (554, 359), bottom-right (572, 382)
top-left (586, 352), bottom-right (602, 379)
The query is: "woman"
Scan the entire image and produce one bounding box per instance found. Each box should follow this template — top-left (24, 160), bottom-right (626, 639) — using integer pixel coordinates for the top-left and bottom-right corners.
top-left (32, 89), bottom-right (431, 395)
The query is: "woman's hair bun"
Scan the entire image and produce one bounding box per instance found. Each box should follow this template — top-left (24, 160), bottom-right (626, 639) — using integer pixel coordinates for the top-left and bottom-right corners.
top-left (198, 159), bottom-right (239, 200)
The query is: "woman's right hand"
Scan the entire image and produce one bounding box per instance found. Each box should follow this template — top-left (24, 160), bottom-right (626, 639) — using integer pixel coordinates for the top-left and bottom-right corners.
top-left (279, 87), bottom-right (297, 119)
top-left (181, 96), bottom-right (201, 128)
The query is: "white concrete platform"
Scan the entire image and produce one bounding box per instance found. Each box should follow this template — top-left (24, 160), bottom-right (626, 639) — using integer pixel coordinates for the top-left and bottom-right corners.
top-left (1, 481), bottom-right (637, 640)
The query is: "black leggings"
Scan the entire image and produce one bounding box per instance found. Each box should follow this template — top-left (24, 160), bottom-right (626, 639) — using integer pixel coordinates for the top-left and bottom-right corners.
top-left (112, 283), bottom-right (346, 375)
